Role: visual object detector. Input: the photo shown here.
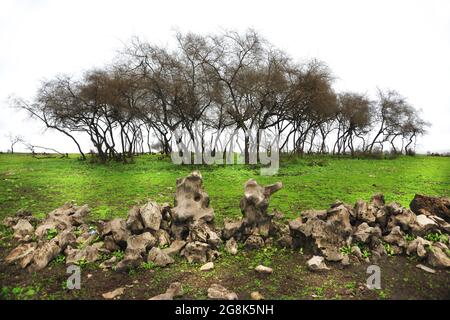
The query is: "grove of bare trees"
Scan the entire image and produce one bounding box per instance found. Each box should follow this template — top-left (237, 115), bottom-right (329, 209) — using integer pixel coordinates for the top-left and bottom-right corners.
top-left (13, 30), bottom-right (429, 162)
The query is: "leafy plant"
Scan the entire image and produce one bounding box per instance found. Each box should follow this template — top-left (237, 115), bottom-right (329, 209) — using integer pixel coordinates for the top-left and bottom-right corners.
top-left (46, 228), bottom-right (58, 240)
top-left (54, 254), bottom-right (66, 264)
top-left (404, 234), bottom-right (416, 242)
top-left (75, 258), bottom-right (87, 268)
top-left (362, 249), bottom-right (371, 259)
top-left (112, 250), bottom-right (125, 260)
top-left (339, 245), bottom-right (352, 255)
top-left (383, 242), bottom-right (394, 256)
top-left (425, 231), bottom-right (448, 244)
top-left (141, 261), bottom-right (157, 270)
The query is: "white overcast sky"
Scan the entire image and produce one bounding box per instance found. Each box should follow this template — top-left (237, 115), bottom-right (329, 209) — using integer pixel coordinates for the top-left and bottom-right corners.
top-left (0, 0), bottom-right (449, 153)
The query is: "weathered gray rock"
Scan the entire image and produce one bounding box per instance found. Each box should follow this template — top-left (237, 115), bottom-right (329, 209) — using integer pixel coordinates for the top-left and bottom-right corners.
top-left (29, 229), bottom-right (76, 271)
top-left (100, 218), bottom-right (129, 248)
top-left (156, 229), bottom-right (171, 247)
top-left (149, 282), bottom-right (183, 300)
top-left (4, 242), bottom-right (37, 268)
top-left (147, 247), bottom-right (175, 267)
top-left (416, 264), bottom-right (436, 274)
top-left (255, 265), bottom-right (273, 274)
top-left (189, 222), bottom-right (221, 249)
top-left (244, 234), bottom-right (265, 250)
top-left (126, 206), bottom-right (144, 234)
top-left (250, 291), bottom-right (264, 300)
top-left (207, 284), bottom-right (238, 300)
top-left (12, 219), bottom-right (34, 240)
top-left (115, 248), bottom-right (143, 273)
top-left (99, 256), bottom-right (117, 270)
top-left (306, 255), bottom-right (330, 271)
top-left (103, 235), bottom-right (121, 252)
top-left (181, 241), bottom-right (217, 263)
top-left (406, 237), bottom-right (431, 258)
top-left (200, 262), bottom-right (214, 271)
top-left (222, 220), bottom-right (243, 240)
top-left (172, 171), bottom-right (215, 225)
top-left (162, 240), bottom-right (186, 257)
top-left (140, 201), bottom-right (162, 231)
top-left (102, 287), bottom-right (125, 299)
top-left (383, 226), bottom-right (407, 248)
top-left (65, 243), bottom-right (102, 265)
top-left (354, 200), bottom-right (376, 224)
top-left (427, 246), bottom-right (450, 268)
top-left (225, 237), bottom-right (238, 255)
top-left (240, 179), bottom-right (282, 237)
top-left (126, 232), bottom-right (156, 254)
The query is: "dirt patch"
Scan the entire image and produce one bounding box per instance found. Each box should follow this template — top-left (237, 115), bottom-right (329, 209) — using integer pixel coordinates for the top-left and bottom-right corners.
top-left (1, 244), bottom-right (448, 300)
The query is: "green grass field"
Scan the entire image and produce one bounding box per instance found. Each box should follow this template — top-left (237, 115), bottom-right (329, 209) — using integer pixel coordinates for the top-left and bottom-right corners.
top-left (0, 154), bottom-right (449, 223)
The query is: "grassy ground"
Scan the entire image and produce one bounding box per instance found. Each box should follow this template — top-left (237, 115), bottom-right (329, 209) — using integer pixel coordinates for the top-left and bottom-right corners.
top-left (0, 154), bottom-right (449, 224)
top-left (0, 153), bottom-right (449, 300)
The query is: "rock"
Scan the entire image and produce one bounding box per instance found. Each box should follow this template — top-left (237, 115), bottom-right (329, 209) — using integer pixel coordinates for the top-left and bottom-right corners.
top-left (29, 229), bottom-right (75, 271)
top-left (200, 262), bottom-right (214, 271)
top-left (115, 248), bottom-right (143, 273)
top-left (149, 282), bottom-right (183, 300)
top-left (12, 219), bottom-right (34, 240)
top-left (370, 193), bottom-right (385, 208)
top-left (162, 240), bottom-right (186, 257)
top-left (410, 194), bottom-right (450, 222)
top-left (383, 226), bottom-right (407, 248)
top-left (244, 235), bottom-right (265, 250)
top-left (100, 218), bottom-right (129, 248)
top-left (416, 264), bottom-right (436, 274)
top-left (126, 232), bottom-right (156, 254)
top-left (140, 201), bottom-right (162, 231)
top-left (181, 241), bottom-right (217, 263)
top-left (341, 255), bottom-right (350, 266)
top-left (388, 208), bottom-right (417, 232)
top-left (222, 220), bottom-right (243, 240)
top-left (225, 237), bottom-right (238, 255)
top-left (351, 246), bottom-right (363, 259)
top-left (244, 234), bottom-right (264, 249)
top-left (371, 250), bottom-right (382, 263)
top-left (240, 179), bottom-right (282, 237)
top-left (250, 291), bottom-right (264, 300)
top-left (354, 223), bottom-right (372, 243)
top-left (307, 255), bottom-right (330, 271)
top-left (411, 215), bottom-right (439, 235)
top-left (99, 256), bottom-right (117, 270)
top-left (255, 265), bottom-right (273, 274)
top-left (126, 206), bottom-right (144, 234)
top-left (427, 246), bottom-right (450, 268)
top-left (289, 216), bottom-right (346, 261)
top-left (406, 237), bottom-right (432, 258)
top-left (172, 171), bottom-right (215, 225)
top-left (326, 204), bottom-right (353, 237)
top-left (5, 242), bottom-right (37, 268)
top-left (147, 247), bottom-right (175, 267)
top-left (189, 222), bottom-right (221, 249)
top-left (155, 229), bottom-right (171, 247)
top-left (207, 284), bottom-right (238, 300)
top-left (301, 210), bottom-right (327, 221)
top-left (354, 200), bottom-right (376, 224)
top-left (427, 215), bottom-right (450, 233)
top-left (65, 244), bottom-right (101, 265)
top-left (102, 287), bottom-right (125, 299)
top-left (386, 202), bottom-right (404, 216)
top-left (103, 235), bottom-right (121, 252)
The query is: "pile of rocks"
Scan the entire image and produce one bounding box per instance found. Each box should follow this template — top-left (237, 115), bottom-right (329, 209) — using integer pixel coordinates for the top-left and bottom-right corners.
top-left (3, 170), bottom-right (449, 274)
top-left (3, 171), bottom-right (222, 272)
top-left (288, 194), bottom-right (450, 269)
